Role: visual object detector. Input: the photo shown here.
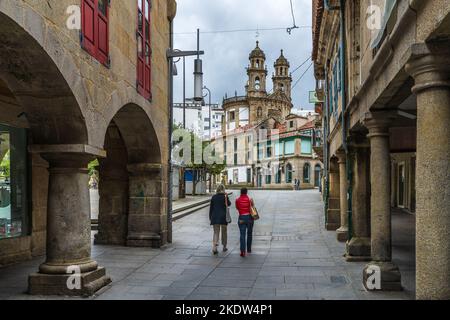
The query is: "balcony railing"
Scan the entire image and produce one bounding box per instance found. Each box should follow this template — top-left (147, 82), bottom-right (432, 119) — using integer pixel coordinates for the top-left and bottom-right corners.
top-left (223, 96), bottom-right (247, 104)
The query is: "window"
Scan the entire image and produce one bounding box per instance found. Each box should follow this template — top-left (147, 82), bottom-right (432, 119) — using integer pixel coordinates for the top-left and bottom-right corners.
top-left (234, 154), bottom-right (238, 166)
top-left (286, 163), bottom-right (293, 183)
top-left (274, 141), bottom-right (282, 157)
top-left (275, 167), bottom-right (282, 184)
top-left (229, 111), bottom-right (236, 122)
top-left (0, 124), bottom-right (29, 239)
top-left (247, 168), bottom-right (252, 184)
top-left (301, 138), bottom-right (312, 154)
top-left (234, 138), bottom-right (238, 151)
top-left (284, 139), bottom-right (295, 155)
top-left (265, 173), bottom-right (271, 185)
top-left (266, 142), bottom-right (272, 158)
top-left (289, 120), bottom-right (294, 129)
top-left (303, 163), bottom-right (311, 184)
top-left (223, 139), bottom-right (227, 153)
top-left (137, 0), bottom-right (152, 100)
top-left (81, 0), bottom-right (109, 66)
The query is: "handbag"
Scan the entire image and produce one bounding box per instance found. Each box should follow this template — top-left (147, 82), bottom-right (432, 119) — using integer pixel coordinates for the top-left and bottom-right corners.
top-left (250, 198), bottom-right (260, 221)
top-left (225, 194), bottom-right (232, 223)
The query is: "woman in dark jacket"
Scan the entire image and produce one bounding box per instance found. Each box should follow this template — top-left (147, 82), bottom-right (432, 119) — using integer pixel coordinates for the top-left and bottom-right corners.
top-left (209, 184), bottom-right (231, 254)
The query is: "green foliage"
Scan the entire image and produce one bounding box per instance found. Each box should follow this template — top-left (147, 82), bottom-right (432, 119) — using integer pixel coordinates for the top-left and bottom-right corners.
top-left (88, 159), bottom-right (99, 176)
top-left (0, 151), bottom-right (10, 178)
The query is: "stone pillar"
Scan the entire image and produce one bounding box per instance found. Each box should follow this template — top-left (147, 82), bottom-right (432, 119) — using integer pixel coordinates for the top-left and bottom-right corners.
top-left (127, 163), bottom-right (168, 248)
top-left (406, 45), bottom-right (450, 300)
top-left (362, 113), bottom-right (401, 291)
top-left (95, 127), bottom-right (129, 245)
top-left (28, 145), bottom-right (111, 296)
top-left (336, 151), bottom-right (348, 242)
top-left (346, 138), bottom-right (371, 261)
top-left (326, 157), bottom-right (340, 230)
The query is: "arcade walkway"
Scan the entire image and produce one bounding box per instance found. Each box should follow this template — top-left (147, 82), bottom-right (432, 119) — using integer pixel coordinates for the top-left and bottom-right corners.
top-left (0, 190), bottom-right (415, 300)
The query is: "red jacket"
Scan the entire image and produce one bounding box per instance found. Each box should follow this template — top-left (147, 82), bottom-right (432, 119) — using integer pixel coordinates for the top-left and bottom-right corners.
top-left (235, 195), bottom-right (252, 215)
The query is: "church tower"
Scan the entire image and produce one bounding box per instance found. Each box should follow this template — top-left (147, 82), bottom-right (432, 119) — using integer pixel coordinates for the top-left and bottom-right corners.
top-left (272, 50), bottom-right (292, 100)
top-left (246, 41), bottom-right (268, 98)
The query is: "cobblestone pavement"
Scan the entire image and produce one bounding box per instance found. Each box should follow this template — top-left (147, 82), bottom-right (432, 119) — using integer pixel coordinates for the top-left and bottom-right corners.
top-left (0, 189), bottom-right (415, 300)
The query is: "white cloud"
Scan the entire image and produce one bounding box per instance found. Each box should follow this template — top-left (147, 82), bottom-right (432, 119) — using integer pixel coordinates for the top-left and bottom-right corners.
top-left (173, 0), bottom-right (315, 110)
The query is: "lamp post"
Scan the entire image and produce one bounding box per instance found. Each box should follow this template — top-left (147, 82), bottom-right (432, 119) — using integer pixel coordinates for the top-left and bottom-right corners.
top-left (167, 30), bottom-right (204, 200)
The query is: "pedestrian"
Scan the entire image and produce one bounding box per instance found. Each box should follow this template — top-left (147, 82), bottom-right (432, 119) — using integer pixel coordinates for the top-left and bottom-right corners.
top-left (293, 178), bottom-right (298, 190)
top-left (235, 187), bottom-right (255, 257)
top-left (209, 184), bottom-right (231, 255)
top-left (296, 179), bottom-right (300, 191)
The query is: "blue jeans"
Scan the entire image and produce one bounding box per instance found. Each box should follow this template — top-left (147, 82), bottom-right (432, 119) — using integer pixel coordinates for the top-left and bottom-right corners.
top-left (238, 215), bottom-right (254, 252)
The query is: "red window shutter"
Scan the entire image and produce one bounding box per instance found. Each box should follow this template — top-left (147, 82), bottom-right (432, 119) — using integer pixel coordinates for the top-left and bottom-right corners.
top-left (137, 0), bottom-right (152, 100)
top-left (81, 0), bottom-right (109, 66)
top-left (81, 0), bottom-right (96, 56)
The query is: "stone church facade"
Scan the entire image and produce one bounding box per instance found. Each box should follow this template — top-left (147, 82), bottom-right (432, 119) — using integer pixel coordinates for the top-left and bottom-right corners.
top-left (213, 42), bottom-right (322, 189)
top-left (0, 0), bottom-right (176, 295)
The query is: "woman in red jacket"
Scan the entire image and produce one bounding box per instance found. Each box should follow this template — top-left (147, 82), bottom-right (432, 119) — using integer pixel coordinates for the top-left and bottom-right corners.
top-left (235, 188), bottom-right (255, 257)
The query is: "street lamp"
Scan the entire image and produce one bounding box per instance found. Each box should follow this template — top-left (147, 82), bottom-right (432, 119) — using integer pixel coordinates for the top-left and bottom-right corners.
top-left (193, 29), bottom-right (204, 102)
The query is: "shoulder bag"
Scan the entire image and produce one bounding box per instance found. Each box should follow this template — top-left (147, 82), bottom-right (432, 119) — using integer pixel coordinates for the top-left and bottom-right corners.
top-left (225, 194), bottom-right (232, 223)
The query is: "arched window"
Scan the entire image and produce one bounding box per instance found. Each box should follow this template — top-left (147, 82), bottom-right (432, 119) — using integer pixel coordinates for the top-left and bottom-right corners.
top-left (280, 83), bottom-right (285, 92)
top-left (286, 163), bottom-right (293, 183)
top-left (255, 76), bottom-right (261, 90)
top-left (256, 59), bottom-right (260, 68)
top-left (303, 163), bottom-right (311, 184)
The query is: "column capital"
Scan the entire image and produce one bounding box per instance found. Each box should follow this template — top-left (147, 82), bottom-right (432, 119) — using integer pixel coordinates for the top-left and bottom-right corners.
top-left (405, 41), bottom-right (450, 94)
top-left (363, 111), bottom-right (396, 138)
top-left (336, 150), bottom-right (346, 164)
top-left (29, 144), bottom-right (105, 170)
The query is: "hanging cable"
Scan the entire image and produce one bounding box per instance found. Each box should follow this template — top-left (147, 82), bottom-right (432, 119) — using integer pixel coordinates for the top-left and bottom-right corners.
top-left (173, 26), bottom-right (311, 35)
top-left (286, 0), bottom-right (299, 34)
top-left (292, 62), bottom-right (313, 89)
top-left (291, 56), bottom-right (312, 74)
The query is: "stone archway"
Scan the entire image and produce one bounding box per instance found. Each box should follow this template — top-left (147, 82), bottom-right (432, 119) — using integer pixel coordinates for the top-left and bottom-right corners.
top-left (0, 10), bottom-right (112, 295)
top-left (96, 104), bottom-right (166, 248)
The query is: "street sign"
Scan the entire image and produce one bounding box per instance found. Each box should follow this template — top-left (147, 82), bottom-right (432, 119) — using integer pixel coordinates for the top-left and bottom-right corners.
top-left (309, 91), bottom-right (323, 103)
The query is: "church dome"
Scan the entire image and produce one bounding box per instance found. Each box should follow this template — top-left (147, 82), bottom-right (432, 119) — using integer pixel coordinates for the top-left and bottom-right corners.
top-left (275, 50), bottom-right (289, 66)
top-left (249, 41), bottom-right (266, 60)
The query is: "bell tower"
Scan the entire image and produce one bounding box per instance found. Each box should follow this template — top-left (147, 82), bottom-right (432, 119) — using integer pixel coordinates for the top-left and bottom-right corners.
top-left (246, 41), bottom-right (268, 97)
top-left (272, 50), bottom-right (292, 99)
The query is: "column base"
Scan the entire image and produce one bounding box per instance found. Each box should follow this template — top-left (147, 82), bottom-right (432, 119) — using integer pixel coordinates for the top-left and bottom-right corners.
top-left (336, 227), bottom-right (349, 242)
top-left (127, 232), bottom-right (161, 248)
top-left (28, 267), bottom-right (111, 296)
top-left (363, 261), bottom-right (402, 291)
top-left (345, 237), bottom-right (371, 261)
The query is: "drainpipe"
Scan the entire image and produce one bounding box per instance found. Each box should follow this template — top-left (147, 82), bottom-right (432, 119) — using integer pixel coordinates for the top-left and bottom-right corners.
top-left (338, 0), bottom-right (353, 240)
top-left (323, 69), bottom-right (330, 225)
top-left (167, 18), bottom-right (174, 243)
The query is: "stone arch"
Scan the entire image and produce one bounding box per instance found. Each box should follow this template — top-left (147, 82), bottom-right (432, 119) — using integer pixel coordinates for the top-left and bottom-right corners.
top-left (96, 103), bottom-right (165, 247)
top-left (0, 9), bottom-right (88, 145)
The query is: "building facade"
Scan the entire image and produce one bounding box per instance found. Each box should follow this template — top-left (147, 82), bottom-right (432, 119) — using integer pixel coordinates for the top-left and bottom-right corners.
top-left (173, 102), bottom-right (224, 140)
top-left (313, 0), bottom-right (450, 299)
top-left (0, 0), bottom-right (176, 296)
top-left (214, 42), bottom-right (322, 189)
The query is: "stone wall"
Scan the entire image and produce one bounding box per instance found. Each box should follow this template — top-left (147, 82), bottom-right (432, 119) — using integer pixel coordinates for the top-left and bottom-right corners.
top-left (0, 0), bottom-right (175, 264)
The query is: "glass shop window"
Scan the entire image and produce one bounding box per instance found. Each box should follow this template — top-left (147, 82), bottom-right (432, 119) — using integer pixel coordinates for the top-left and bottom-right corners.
top-left (0, 124), bottom-right (29, 239)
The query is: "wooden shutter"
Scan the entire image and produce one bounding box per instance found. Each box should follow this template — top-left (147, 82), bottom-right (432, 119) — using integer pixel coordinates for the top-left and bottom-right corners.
top-left (81, 0), bottom-right (109, 66)
top-left (137, 0), bottom-right (152, 100)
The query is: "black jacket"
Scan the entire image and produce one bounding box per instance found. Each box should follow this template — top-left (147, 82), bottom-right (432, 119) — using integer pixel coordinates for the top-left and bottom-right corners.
top-left (209, 193), bottom-right (231, 225)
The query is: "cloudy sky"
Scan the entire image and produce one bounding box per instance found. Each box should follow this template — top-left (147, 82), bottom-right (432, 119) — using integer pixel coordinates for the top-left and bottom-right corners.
top-left (173, 0), bottom-right (315, 111)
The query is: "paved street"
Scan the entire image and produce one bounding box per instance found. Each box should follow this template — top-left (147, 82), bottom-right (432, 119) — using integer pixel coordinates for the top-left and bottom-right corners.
top-left (0, 190), bottom-right (414, 300)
